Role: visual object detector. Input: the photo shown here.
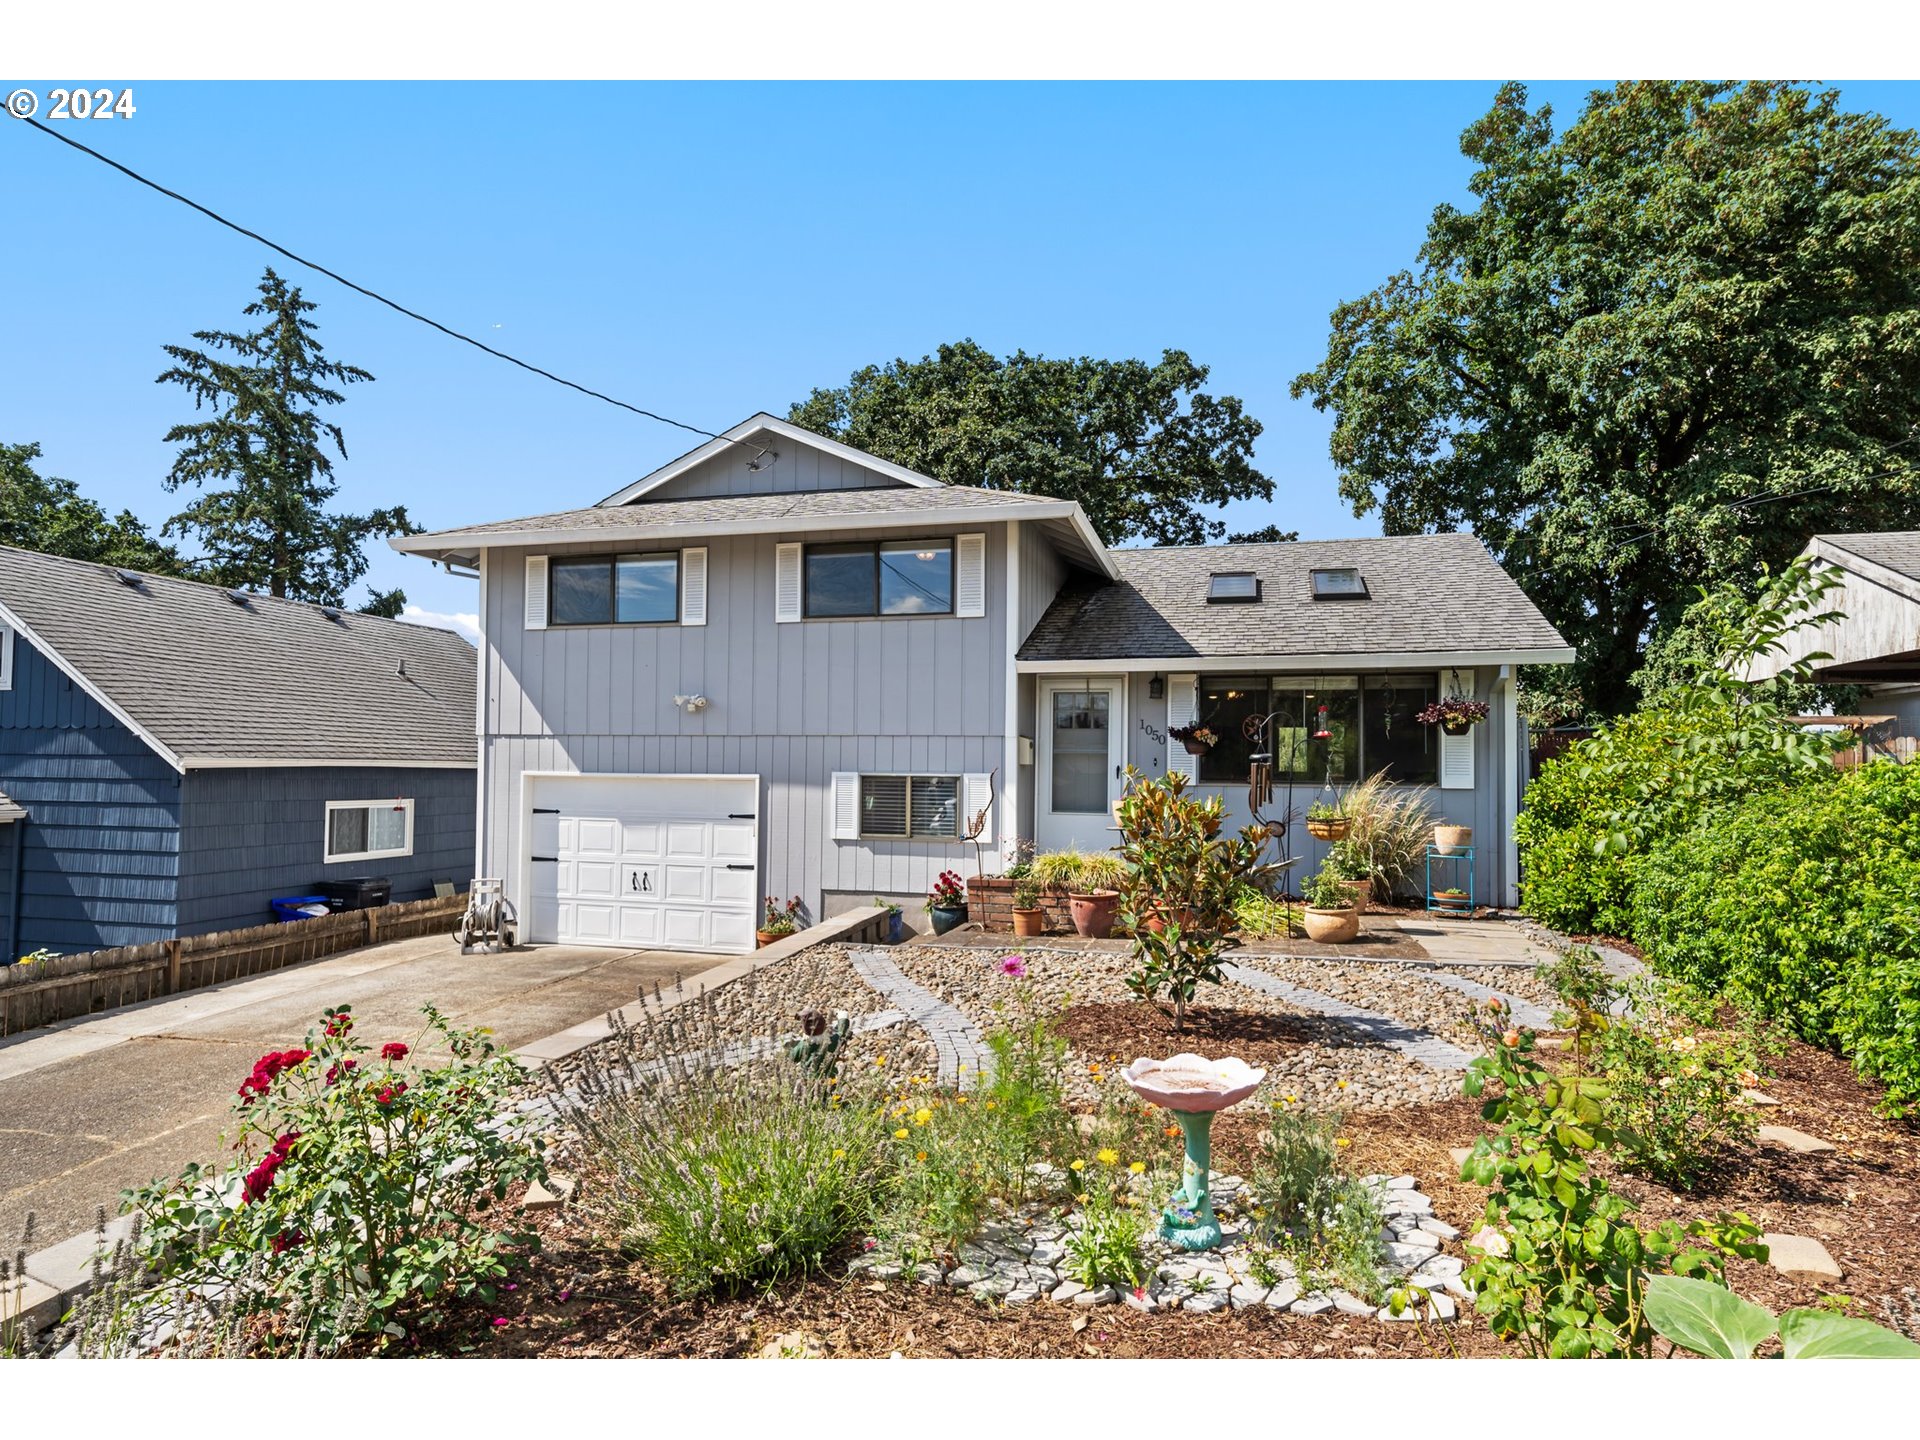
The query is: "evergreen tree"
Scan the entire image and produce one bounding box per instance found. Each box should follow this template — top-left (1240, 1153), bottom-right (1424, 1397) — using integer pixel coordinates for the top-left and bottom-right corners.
top-left (157, 268), bottom-right (417, 602)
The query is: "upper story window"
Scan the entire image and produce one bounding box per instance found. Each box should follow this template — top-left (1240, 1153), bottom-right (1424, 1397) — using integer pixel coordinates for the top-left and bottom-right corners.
top-left (1310, 567), bottom-right (1369, 600)
top-left (1207, 572), bottom-right (1261, 603)
top-left (550, 552), bottom-right (680, 625)
top-left (804, 538), bottom-right (953, 618)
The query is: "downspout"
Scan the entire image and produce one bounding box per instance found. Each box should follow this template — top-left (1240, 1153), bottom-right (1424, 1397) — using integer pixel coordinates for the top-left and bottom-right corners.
top-left (1499, 664), bottom-right (1519, 908)
top-left (1001, 522), bottom-right (1021, 875)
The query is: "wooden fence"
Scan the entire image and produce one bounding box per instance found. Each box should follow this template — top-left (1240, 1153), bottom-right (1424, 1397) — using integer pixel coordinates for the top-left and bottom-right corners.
top-left (0, 892), bottom-right (466, 1037)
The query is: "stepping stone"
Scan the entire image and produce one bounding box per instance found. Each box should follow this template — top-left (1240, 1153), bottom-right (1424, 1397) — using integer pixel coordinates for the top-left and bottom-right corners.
top-left (1074, 1285), bottom-right (1119, 1306)
top-left (1290, 1294), bottom-right (1334, 1316)
top-left (1263, 1281), bottom-right (1302, 1309)
top-left (1759, 1125), bottom-right (1835, 1154)
top-left (1449, 1147), bottom-right (1474, 1167)
top-left (521, 1177), bottom-right (574, 1211)
top-left (1743, 1089), bottom-right (1781, 1107)
top-left (1763, 1232), bottom-right (1844, 1284)
top-left (1048, 1279), bottom-right (1086, 1303)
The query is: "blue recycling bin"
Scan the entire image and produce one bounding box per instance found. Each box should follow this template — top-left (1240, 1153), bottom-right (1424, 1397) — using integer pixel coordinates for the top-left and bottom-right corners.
top-left (271, 895), bottom-right (332, 923)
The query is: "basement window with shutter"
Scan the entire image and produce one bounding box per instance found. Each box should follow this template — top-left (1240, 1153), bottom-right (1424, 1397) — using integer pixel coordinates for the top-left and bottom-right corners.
top-left (324, 799), bottom-right (415, 863)
top-left (804, 539), bottom-right (953, 617)
top-left (858, 774), bottom-right (960, 838)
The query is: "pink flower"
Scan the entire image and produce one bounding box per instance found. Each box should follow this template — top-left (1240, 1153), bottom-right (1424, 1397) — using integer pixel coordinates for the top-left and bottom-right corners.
top-left (492, 1317), bottom-right (511, 1328)
top-left (558, 1291), bottom-right (571, 1303)
top-left (998, 955), bottom-right (1028, 978)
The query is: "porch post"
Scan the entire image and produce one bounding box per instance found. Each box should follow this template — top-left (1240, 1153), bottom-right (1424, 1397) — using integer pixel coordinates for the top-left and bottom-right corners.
top-left (1001, 521), bottom-right (1021, 872)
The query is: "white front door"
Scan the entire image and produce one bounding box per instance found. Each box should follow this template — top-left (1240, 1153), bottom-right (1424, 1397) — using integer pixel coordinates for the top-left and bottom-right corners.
top-left (527, 774), bottom-right (759, 954)
top-left (1035, 676), bottom-right (1127, 854)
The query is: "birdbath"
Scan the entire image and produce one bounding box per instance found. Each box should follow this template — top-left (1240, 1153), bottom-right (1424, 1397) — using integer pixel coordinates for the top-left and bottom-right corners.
top-left (1123, 1053), bottom-right (1266, 1252)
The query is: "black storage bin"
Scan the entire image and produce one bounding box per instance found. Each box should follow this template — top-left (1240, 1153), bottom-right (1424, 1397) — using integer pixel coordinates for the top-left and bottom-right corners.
top-left (312, 877), bottom-right (392, 911)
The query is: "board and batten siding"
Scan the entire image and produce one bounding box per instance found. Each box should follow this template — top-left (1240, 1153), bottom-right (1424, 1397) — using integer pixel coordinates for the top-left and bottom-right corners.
top-left (0, 630), bottom-right (181, 953)
top-left (481, 524), bottom-right (1011, 917)
top-left (177, 765), bottom-right (476, 936)
top-left (639, 440), bottom-right (911, 503)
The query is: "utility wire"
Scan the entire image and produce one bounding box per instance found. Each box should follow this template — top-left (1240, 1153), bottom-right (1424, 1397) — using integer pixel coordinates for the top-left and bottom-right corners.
top-left (9, 112), bottom-right (765, 461)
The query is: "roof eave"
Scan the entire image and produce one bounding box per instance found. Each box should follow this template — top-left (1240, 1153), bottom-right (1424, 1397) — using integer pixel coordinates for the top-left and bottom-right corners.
top-left (1015, 646), bottom-right (1577, 672)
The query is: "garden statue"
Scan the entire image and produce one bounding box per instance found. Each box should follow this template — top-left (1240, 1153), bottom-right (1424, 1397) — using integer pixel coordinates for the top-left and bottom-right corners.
top-left (785, 1008), bottom-right (852, 1079)
top-left (1123, 1053), bottom-right (1265, 1251)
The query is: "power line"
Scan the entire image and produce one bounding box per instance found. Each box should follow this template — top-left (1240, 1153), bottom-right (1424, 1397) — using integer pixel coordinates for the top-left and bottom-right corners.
top-left (8, 112), bottom-right (765, 461)
top-left (1611, 464), bottom-right (1918, 549)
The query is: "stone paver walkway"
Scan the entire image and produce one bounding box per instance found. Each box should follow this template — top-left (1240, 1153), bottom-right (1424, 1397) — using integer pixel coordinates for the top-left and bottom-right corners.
top-left (848, 946), bottom-right (988, 1085)
top-left (1222, 961), bottom-right (1475, 1071)
top-left (1414, 969), bottom-right (1555, 1029)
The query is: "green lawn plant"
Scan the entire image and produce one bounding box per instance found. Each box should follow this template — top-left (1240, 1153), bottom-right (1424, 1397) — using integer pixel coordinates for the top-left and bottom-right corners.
top-left (1115, 769), bottom-right (1268, 1032)
top-left (1645, 1274), bottom-right (1920, 1358)
top-left (124, 1003), bottom-right (545, 1350)
top-left (1062, 1150), bottom-right (1150, 1291)
top-left (1251, 1098), bottom-right (1384, 1301)
top-left (1460, 1006), bottom-right (1767, 1357)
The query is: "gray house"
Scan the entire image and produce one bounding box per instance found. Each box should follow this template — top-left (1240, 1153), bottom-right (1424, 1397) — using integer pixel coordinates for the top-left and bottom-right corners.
top-left (394, 413), bottom-right (1570, 956)
top-left (1757, 531), bottom-right (1920, 757)
top-left (0, 546), bottom-right (477, 957)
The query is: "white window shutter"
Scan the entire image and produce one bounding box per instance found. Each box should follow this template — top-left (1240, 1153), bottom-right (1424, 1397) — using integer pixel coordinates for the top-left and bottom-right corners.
top-left (0, 623), bottom-right (13, 690)
top-left (1167, 674), bottom-right (1199, 782)
top-left (680, 547), bottom-right (708, 626)
top-left (775, 543), bottom-right (803, 623)
top-left (830, 771), bottom-right (860, 840)
top-left (962, 771), bottom-right (994, 844)
top-left (524, 556), bottom-right (549, 630)
top-left (1439, 674), bottom-right (1477, 790)
top-left (955, 533), bottom-right (987, 618)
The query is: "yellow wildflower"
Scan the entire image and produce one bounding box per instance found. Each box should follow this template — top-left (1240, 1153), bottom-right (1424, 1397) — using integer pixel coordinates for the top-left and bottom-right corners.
top-left (914, 1108), bottom-right (933, 1126)
top-left (985, 1100), bottom-right (997, 1110)
top-left (1335, 1137), bottom-right (1351, 1148)
top-left (893, 1128), bottom-right (910, 1140)
top-left (1097, 1148), bottom-right (1119, 1166)
top-left (1337, 1079), bottom-right (1349, 1090)
top-left (832, 1148), bottom-right (846, 1160)
top-left (917, 1151), bottom-right (928, 1161)
top-left (875, 1056), bottom-right (887, 1067)
top-left (1128, 1161), bottom-right (1145, 1175)
top-left (1070, 1159), bottom-right (1086, 1172)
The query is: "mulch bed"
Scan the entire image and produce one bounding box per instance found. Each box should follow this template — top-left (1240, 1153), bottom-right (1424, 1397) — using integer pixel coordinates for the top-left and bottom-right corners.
top-left (1056, 1000), bottom-right (1359, 1072)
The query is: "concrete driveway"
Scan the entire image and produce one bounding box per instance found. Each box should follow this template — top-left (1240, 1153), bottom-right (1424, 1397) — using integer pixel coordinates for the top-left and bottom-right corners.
top-left (0, 934), bottom-right (722, 1250)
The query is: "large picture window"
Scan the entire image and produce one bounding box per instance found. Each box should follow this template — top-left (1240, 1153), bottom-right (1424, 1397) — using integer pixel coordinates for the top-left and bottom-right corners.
top-left (857, 774), bottom-right (959, 838)
top-left (1192, 675), bottom-right (1429, 786)
top-left (804, 539), bottom-right (953, 617)
top-left (324, 799), bottom-right (414, 863)
top-left (550, 552), bottom-right (679, 625)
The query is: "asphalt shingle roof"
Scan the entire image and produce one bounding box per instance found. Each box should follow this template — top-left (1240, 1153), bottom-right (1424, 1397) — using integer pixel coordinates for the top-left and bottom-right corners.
top-left (1017, 533), bottom-right (1569, 661)
top-left (1820, 531), bottom-right (1920, 583)
top-left (406, 484), bottom-right (1046, 543)
top-left (0, 545), bottom-right (477, 768)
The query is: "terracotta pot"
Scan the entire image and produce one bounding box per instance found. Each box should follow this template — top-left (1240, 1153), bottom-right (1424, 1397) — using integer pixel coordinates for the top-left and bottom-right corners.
top-left (928, 904), bottom-right (967, 936)
top-left (1068, 889), bottom-right (1118, 939)
top-left (1011, 907), bottom-right (1046, 938)
top-left (1144, 904), bottom-right (1198, 936)
top-left (1432, 889), bottom-right (1470, 913)
top-left (1301, 906), bottom-right (1360, 943)
top-left (756, 928), bottom-right (790, 949)
top-left (1338, 877), bottom-right (1372, 914)
top-left (1306, 817), bottom-right (1350, 841)
top-left (1434, 824), bottom-right (1473, 855)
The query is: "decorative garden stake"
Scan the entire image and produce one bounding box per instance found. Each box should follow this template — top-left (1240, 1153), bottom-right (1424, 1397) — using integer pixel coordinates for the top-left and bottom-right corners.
top-left (784, 1008), bottom-right (852, 1079)
top-left (1123, 1054), bottom-right (1266, 1251)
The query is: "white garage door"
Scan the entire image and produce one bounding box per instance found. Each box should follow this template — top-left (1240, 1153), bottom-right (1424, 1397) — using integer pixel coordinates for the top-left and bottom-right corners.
top-left (527, 775), bottom-right (759, 955)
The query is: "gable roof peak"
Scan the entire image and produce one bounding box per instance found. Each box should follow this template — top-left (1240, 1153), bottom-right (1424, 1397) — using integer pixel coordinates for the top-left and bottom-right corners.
top-left (599, 412), bottom-right (947, 506)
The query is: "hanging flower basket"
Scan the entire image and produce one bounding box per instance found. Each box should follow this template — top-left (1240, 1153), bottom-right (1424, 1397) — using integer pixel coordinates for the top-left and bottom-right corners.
top-left (1305, 803), bottom-right (1349, 841)
top-left (1169, 722), bottom-right (1219, 757)
top-left (1417, 698), bottom-right (1490, 735)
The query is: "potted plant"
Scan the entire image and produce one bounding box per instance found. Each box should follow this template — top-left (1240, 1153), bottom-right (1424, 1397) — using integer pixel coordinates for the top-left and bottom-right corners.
top-left (757, 894), bottom-right (802, 948)
top-left (1011, 878), bottom-right (1046, 937)
top-left (1433, 821), bottom-right (1473, 855)
top-left (1067, 853), bottom-right (1125, 939)
top-left (1417, 696), bottom-right (1490, 736)
top-left (1299, 865), bottom-right (1359, 944)
top-left (926, 870), bottom-right (968, 936)
top-left (1432, 886), bottom-right (1470, 913)
top-left (1326, 838), bottom-right (1374, 914)
top-left (872, 896), bottom-right (906, 943)
top-left (1305, 800), bottom-right (1350, 841)
top-left (1168, 722), bottom-right (1219, 757)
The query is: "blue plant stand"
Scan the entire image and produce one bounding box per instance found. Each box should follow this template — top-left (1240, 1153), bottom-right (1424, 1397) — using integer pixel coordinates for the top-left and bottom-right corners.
top-left (1425, 844), bottom-right (1475, 914)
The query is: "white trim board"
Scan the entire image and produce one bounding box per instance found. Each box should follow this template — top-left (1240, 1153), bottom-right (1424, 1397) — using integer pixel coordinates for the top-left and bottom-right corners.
top-left (599, 413), bottom-right (947, 506)
top-left (1016, 648), bottom-right (1576, 673)
top-left (178, 757), bottom-right (476, 771)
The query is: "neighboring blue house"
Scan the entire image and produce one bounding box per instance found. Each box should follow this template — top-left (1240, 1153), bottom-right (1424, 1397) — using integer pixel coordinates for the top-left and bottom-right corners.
top-left (0, 545), bottom-right (478, 959)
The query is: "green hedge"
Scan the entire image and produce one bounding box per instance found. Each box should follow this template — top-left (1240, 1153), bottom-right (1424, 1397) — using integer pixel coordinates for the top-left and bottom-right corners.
top-left (1632, 762), bottom-right (1920, 1112)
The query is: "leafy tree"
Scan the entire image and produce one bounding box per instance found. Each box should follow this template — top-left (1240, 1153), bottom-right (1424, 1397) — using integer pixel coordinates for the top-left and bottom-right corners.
top-left (1293, 82), bottom-right (1920, 715)
top-left (0, 441), bottom-right (184, 574)
top-left (1225, 523), bottom-right (1299, 544)
top-left (158, 268), bottom-right (417, 603)
top-left (791, 340), bottom-right (1270, 546)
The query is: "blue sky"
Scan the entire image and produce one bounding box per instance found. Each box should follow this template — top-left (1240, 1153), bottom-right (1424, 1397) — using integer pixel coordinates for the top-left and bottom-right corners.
top-left (6, 80), bottom-right (1920, 630)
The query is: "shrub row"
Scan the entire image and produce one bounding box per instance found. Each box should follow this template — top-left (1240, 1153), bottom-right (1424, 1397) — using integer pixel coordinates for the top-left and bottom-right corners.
top-left (1631, 761), bottom-right (1920, 1111)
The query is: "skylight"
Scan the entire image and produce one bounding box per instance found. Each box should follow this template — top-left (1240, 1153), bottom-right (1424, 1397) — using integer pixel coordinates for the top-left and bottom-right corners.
top-left (1206, 572), bottom-right (1261, 603)
top-left (1310, 567), bottom-right (1369, 600)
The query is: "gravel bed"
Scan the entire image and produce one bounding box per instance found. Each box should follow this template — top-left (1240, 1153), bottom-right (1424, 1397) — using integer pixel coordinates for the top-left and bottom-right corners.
top-left (890, 943), bottom-right (1463, 1111)
top-left (1240, 956), bottom-right (1554, 1049)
